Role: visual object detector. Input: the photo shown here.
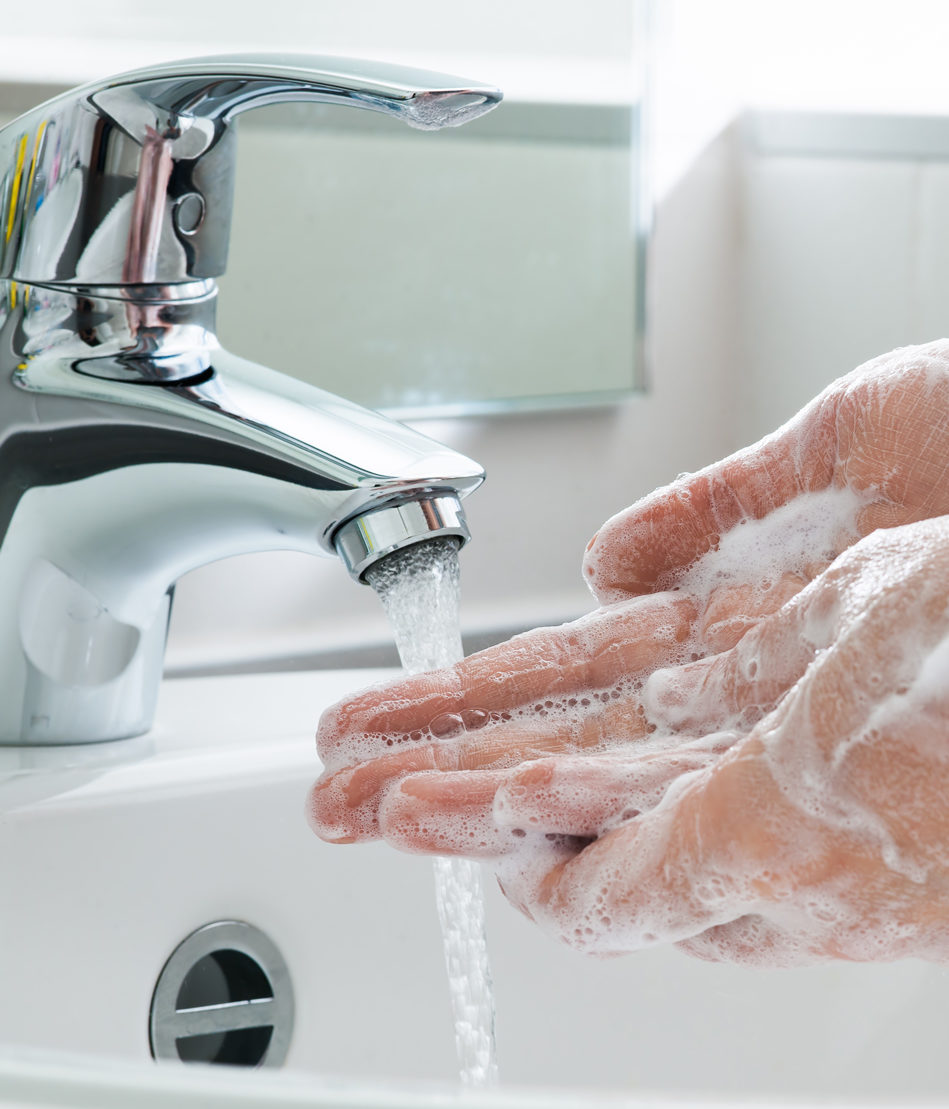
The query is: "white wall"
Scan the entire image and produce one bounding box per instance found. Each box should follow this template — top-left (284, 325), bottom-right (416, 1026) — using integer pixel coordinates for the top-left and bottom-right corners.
top-left (217, 109), bottom-right (639, 411)
top-left (739, 138), bottom-right (949, 443)
top-left (0, 0), bottom-right (633, 102)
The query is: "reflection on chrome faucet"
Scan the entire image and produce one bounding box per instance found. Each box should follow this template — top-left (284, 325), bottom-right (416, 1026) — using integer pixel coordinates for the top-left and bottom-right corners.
top-left (0, 54), bottom-right (501, 745)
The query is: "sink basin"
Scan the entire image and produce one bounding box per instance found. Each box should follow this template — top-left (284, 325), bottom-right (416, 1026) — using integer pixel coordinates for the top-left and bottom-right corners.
top-left (1, 669), bottom-right (948, 1104)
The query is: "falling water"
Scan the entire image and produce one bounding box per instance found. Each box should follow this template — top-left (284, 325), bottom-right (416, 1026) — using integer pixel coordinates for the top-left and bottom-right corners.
top-left (366, 538), bottom-right (499, 1088)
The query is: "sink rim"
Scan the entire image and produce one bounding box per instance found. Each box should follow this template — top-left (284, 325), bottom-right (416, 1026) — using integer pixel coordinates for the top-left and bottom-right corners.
top-left (0, 667), bottom-right (398, 810)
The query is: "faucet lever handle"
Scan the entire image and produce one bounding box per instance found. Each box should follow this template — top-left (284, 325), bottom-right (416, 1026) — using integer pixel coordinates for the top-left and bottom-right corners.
top-left (89, 53), bottom-right (502, 141)
top-left (0, 53), bottom-right (501, 286)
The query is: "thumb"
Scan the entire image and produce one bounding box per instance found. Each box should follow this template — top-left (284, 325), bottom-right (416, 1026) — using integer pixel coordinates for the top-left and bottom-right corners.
top-left (494, 736), bottom-right (805, 955)
top-left (641, 580), bottom-right (824, 734)
top-left (583, 394), bottom-right (839, 604)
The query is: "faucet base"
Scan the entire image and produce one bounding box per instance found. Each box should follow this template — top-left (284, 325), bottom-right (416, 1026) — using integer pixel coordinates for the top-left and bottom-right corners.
top-left (7, 583), bottom-right (171, 747)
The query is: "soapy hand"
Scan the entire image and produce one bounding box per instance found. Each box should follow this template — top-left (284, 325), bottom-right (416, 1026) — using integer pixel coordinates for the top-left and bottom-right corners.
top-left (309, 340), bottom-right (949, 964)
top-left (493, 519), bottom-right (949, 964)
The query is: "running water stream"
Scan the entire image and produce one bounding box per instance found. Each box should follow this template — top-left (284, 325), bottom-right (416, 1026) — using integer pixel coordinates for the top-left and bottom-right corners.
top-left (366, 538), bottom-right (499, 1088)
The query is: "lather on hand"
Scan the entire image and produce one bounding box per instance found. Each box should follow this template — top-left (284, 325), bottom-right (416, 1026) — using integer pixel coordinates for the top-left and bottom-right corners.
top-left (309, 340), bottom-right (949, 965)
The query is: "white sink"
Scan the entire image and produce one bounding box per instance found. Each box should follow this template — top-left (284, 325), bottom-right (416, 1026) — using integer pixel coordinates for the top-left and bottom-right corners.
top-left (1, 670), bottom-right (948, 1105)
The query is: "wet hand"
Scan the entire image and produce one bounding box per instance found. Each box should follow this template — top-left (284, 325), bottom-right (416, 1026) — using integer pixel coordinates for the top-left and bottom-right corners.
top-left (308, 340), bottom-right (949, 964)
top-left (308, 568), bottom-right (807, 845)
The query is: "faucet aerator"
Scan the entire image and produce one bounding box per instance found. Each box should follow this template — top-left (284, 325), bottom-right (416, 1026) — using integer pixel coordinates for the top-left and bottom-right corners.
top-left (333, 495), bottom-right (470, 583)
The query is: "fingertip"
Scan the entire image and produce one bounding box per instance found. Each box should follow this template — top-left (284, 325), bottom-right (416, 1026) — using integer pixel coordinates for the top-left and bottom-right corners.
top-left (305, 777), bottom-right (363, 844)
top-left (314, 700), bottom-right (346, 766)
top-left (496, 874), bottom-right (536, 922)
top-left (315, 685), bottom-right (392, 770)
top-left (581, 515), bottom-right (648, 604)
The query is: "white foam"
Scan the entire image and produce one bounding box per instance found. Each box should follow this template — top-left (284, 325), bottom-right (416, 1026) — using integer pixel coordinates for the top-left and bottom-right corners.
top-left (677, 484), bottom-right (866, 600)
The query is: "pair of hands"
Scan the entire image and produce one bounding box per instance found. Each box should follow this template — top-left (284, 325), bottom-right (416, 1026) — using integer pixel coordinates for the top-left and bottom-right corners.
top-left (309, 340), bottom-right (949, 966)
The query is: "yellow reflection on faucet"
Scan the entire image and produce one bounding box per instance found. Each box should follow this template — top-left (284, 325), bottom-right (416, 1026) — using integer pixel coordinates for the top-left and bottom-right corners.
top-left (24, 120), bottom-right (48, 212)
top-left (4, 133), bottom-right (28, 244)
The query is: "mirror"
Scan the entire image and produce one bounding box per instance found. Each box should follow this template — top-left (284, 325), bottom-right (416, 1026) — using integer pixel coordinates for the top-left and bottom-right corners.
top-left (216, 3), bottom-right (647, 414)
top-left (0, 0), bottom-right (645, 415)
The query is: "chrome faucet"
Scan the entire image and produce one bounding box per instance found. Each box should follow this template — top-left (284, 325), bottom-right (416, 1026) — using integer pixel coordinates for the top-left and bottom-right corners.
top-left (0, 55), bottom-right (500, 745)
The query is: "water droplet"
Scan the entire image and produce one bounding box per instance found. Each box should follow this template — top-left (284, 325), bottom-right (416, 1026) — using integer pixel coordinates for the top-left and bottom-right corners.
top-left (430, 712), bottom-right (466, 739)
top-left (461, 708), bottom-right (489, 731)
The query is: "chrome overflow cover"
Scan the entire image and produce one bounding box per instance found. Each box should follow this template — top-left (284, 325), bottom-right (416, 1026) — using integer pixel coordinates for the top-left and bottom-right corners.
top-left (149, 921), bottom-right (294, 1067)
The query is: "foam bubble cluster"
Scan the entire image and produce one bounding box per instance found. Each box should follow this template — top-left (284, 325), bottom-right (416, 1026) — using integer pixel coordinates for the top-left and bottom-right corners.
top-left (676, 485), bottom-right (866, 600)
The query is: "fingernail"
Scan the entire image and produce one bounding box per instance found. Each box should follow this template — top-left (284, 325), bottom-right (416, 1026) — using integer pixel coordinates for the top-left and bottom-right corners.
top-left (398, 775), bottom-right (441, 800)
top-left (514, 762), bottom-right (556, 787)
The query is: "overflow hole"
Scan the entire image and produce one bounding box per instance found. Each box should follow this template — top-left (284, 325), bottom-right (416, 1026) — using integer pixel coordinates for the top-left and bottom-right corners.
top-left (150, 921), bottom-right (293, 1069)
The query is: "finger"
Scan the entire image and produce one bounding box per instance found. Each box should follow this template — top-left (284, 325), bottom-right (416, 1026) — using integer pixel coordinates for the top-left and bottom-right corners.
top-left (492, 738), bottom-right (733, 838)
top-left (586, 343), bottom-right (949, 607)
top-left (316, 592), bottom-right (697, 769)
top-left (642, 582), bottom-right (827, 734)
top-left (677, 915), bottom-right (817, 967)
top-left (582, 396), bottom-right (840, 605)
top-left (371, 735), bottom-right (734, 855)
top-left (378, 769), bottom-right (521, 857)
top-left (309, 697), bottom-right (656, 844)
top-left (836, 344), bottom-right (949, 532)
top-left (698, 571), bottom-right (811, 653)
top-left (493, 734), bottom-right (817, 955)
